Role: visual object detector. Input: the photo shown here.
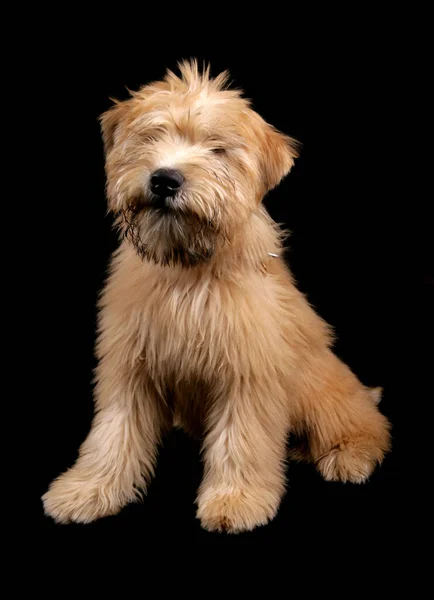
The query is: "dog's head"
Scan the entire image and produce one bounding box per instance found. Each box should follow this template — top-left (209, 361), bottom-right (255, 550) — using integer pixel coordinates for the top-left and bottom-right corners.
top-left (100, 60), bottom-right (299, 266)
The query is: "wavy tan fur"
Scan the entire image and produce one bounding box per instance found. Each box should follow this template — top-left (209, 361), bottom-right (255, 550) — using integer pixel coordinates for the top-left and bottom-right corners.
top-left (42, 61), bottom-right (391, 532)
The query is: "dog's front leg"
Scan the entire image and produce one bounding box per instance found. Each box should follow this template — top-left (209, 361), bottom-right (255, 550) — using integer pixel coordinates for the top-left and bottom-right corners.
top-left (43, 301), bottom-right (170, 524)
top-left (43, 369), bottom-right (169, 524)
top-left (197, 378), bottom-right (289, 533)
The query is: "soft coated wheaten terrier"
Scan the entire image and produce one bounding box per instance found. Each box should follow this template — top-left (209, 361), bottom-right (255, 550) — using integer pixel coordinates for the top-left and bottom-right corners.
top-left (43, 61), bottom-right (391, 533)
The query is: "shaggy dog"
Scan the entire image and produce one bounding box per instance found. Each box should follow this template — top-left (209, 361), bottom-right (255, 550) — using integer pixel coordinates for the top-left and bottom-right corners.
top-left (43, 61), bottom-right (390, 533)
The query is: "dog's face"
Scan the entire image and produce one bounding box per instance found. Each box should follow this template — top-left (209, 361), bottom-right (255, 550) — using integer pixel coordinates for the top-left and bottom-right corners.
top-left (100, 61), bottom-right (299, 266)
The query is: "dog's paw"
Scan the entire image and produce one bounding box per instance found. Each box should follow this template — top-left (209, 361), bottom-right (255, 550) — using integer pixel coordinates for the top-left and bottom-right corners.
top-left (42, 470), bottom-right (124, 524)
top-left (316, 439), bottom-right (383, 484)
top-left (197, 488), bottom-right (279, 534)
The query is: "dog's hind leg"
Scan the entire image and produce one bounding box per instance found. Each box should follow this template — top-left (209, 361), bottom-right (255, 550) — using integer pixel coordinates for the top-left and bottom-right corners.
top-left (290, 349), bottom-right (391, 483)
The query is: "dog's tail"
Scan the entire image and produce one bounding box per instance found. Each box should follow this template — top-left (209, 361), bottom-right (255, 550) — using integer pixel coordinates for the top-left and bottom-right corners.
top-left (369, 386), bottom-right (383, 405)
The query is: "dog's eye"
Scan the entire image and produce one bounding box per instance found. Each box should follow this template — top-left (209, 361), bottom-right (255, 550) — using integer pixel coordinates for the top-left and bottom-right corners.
top-left (211, 147), bottom-right (226, 155)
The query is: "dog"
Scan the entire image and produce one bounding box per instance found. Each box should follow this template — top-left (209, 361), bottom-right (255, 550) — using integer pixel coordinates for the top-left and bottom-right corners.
top-left (42, 60), bottom-right (391, 533)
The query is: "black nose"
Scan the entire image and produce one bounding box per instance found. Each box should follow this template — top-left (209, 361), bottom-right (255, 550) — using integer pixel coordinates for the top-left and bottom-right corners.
top-left (150, 168), bottom-right (184, 197)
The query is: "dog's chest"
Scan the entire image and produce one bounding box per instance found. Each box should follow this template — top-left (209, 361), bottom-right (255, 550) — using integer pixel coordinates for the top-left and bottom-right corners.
top-left (142, 276), bottom-right (225, 365)
top-left (139, 271), bottom-right (276, 380)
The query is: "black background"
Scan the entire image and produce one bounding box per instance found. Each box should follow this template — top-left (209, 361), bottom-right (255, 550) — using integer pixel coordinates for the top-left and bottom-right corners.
top-left (31, 17), bottom-right (429, 559)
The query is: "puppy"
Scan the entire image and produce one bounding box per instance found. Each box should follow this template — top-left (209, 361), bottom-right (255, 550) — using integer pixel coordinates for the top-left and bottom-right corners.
top-left (43, 61), bottom-right (390, 533)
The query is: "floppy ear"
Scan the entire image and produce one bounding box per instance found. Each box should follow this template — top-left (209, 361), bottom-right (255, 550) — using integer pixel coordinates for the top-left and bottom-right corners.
top-left (262, 126), bottom-right (300, 192)
top-left (99, 100), bottom-right (131, 155)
